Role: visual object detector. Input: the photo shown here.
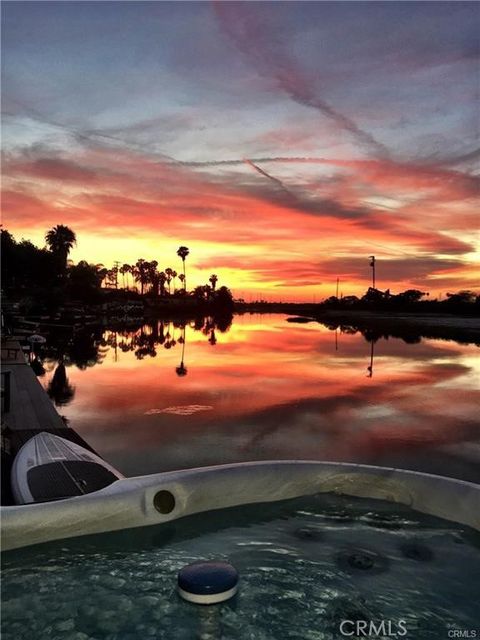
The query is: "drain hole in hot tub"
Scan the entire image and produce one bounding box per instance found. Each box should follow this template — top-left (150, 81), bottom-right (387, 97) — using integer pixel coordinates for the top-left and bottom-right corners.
top-left (337, 548), bottom-right (389, 574)
top-left (153, 490), bottom-right (176, 514)
top-left (348, 553), bottom-right (375, 570)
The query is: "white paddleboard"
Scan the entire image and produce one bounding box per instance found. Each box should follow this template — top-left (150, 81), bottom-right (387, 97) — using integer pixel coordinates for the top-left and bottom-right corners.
top-left (11, 432), bottom-right (124, 505)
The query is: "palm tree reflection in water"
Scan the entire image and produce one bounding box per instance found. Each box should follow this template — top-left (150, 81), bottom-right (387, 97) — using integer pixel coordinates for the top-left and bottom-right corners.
top-left (103, 313), bottom-right (232, 374)
top-left (176, 325), bottom-right (188, 376)
top-left (47, 361), bottom-right (76, 406)
top-left (40, 314), bottom-right (232, 403)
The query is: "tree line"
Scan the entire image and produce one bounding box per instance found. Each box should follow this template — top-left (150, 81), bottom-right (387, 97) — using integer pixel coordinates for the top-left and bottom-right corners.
top-left (2, 225), bottom-right (476, 314)
top-left (102, 251), bottom-right (220, 300)
top-left (321, 286), bottom-right (479, 314)
top-left (1, 226), bottom-right (233, 309)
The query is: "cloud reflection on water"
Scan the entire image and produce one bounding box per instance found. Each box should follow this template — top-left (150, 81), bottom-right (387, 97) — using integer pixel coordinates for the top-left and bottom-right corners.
top-left (40, 315), bottom-right (480, 483)
top-left (145, 405), bottom-right (213, 416)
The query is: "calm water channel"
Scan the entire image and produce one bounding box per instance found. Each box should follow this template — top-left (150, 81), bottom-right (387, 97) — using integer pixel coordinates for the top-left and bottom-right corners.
top-left (39, 314), bottom-right (480, 482)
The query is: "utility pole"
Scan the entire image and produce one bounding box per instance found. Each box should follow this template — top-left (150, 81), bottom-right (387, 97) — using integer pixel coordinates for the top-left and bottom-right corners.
top-left (336, 277), bottom-right (339, 298)
top-left (367, 340), bottom-right (375, 378)
top-left (369, 256), bottom-right (376, 289)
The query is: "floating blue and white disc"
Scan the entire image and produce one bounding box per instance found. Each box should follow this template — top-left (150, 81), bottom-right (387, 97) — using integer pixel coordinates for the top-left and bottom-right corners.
top-left (177, 561), bottom-right (239, 605)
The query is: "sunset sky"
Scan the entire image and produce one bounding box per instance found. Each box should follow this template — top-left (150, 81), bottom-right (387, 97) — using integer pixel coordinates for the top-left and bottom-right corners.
top-left (2, 1), bottom-right (479, 300)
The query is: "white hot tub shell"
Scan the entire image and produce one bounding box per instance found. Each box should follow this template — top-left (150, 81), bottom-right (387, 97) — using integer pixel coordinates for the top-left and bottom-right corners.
top-left (1, 461), bottom-right (479, 551)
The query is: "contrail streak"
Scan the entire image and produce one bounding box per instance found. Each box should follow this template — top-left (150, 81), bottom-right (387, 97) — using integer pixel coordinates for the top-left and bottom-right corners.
top-left (244, 158), bottom-right (292, 194)
top-left (182, 156), bottom-right (329, 167)
top-left (213, 2), bottom-right (389, 157)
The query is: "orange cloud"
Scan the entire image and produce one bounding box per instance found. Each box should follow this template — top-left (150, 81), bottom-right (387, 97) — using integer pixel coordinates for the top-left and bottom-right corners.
top-left (2, 144), bottom-right (478, 298)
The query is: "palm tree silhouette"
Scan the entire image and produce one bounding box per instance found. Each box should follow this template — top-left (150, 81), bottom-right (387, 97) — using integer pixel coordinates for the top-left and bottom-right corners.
top-left (133, 258), bottom-right (149, 295)
top-left (165, 267), bottom-right (173, 295)
top-left (149, 260), bottom-right (158, 286)
top-left (45, 225), bottom-right (76, 270)
top-left (209, 274), bottom-right (218, 291)
top-left (148, 262), bottom-right (161, 297)
top-left (159, 271), bottom-right (167, 297)
top-left (120, 263), bottom-right (131, 290)
top-left (175, 325), bottom-right (188, 376)
top-left (176, 246), bottom-right (190, 291)
top-left (104, 268), bottom-right (116, 289)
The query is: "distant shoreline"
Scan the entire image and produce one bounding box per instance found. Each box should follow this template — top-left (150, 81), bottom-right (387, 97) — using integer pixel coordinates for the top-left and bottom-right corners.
top-left (312, 309), bottom-right (480, 340)
top-left (235, 304), bottom-right (480, 344)
top-left (4, 296), bottom-right (479, 345)
top-left (236, 302), bottom-right (480, 322)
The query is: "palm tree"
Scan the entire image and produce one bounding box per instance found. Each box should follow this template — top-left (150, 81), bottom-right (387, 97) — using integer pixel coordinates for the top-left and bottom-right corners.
top-left (172, 270), bottom-right (178, 293)
top-left (209, 274), bottom-right (218, 291)
top-left (45, 225), bottom-right (76, 270)
top-left (159, 271), bottom-right (167, 297)
top-left (120, 263), bottom-right (131, 290)
top-left (148, 262), bottom-right (161, 297)
top-left (176, 246), bottom-right (190, 291)
top-left (96, 264), bottom-right (108, 286)
top-left (104, 268), bottom-right (116, 289)
top-left (148, 260), bottom-right (158, 295)
top-left (165, 267), bottom-right (173, 295)
top-left (133, 259), bottom-right (149, 295)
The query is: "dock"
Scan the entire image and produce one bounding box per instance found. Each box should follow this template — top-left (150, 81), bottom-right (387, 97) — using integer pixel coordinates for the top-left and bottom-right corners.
top-left (1, 340), bottom-right (101, 505)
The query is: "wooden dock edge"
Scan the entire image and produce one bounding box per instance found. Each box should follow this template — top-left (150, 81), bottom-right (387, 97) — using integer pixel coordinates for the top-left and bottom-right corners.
top-left (1, 340), bottom-right (106, 505)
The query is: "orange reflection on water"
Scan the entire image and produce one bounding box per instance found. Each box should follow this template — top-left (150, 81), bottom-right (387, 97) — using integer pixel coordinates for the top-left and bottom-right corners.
top-left (41, 315), bottom-right (480, 482)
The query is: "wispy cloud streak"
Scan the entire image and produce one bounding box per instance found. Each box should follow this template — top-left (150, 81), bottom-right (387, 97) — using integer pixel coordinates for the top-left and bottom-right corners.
top-left (2, 98), bottom-right (178, 162)
top-left (182, 155), bottom-right (479, 200)
top-left (244, 158), bottom-right (292, 194)
top-left (213, 2), bottom-right (389, 157)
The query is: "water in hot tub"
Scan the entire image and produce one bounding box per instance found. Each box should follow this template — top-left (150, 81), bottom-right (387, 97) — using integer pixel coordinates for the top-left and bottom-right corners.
top-left (2, 493), bottom-right (480, 640)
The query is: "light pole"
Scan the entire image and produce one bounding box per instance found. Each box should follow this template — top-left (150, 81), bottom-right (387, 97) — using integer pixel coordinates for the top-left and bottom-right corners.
top-left (369, 256), bottom-right (376, 289)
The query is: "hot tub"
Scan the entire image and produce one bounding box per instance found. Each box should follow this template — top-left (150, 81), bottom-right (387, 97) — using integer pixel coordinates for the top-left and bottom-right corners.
top-left (1, 462), bottom-right (479, 639)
